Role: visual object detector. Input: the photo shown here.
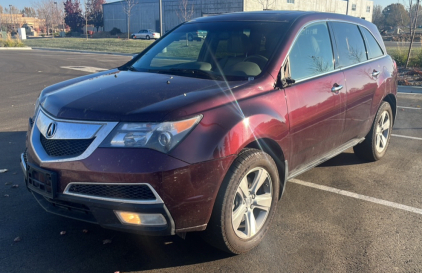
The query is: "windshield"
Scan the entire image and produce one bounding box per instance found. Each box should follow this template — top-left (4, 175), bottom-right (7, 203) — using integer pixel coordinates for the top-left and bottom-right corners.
top-left (130, 21), bottom-right (289, 81)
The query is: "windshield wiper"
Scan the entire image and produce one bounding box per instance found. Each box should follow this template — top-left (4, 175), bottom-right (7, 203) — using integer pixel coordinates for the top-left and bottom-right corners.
top-left (169, 68), bottom-right (214, 79)
top-left (128, 66), bottom-right (138, 71)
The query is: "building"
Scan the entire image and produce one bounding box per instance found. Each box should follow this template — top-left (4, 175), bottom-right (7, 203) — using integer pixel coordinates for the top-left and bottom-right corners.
top-left (0, 14), bottom-right (45, 30)
top-left (103, 0), bottom-right (373, 34)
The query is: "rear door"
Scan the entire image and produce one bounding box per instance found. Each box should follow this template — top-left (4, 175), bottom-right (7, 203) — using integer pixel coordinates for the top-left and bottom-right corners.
top-left (329, 22), bottom-right (382, 143)
top-left (285, 22), bottom-right (346, 171)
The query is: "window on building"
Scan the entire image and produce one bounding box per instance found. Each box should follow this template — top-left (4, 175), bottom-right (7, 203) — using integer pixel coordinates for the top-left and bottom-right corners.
top-left (287, 0), bottom-right (295, 3)
top-left (289, 22), bottom-right (334, 81)
top-left (352, 4), bottom-right (356, 11)
top-left (330, 22), bottom-right (367, 67)
top-left (366, 6), bottom-right (370, 12)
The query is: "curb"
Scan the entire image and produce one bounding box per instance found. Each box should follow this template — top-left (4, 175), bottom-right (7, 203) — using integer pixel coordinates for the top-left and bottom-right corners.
top-left (31, 47), bottom-right (135, 56)
top-left (0, 47), bottom-right (32, 50)
top-left (398, 86), bottom-right (422, 94)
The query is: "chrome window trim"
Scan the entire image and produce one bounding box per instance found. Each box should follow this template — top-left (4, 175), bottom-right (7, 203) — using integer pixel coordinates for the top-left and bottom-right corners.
top-left (282, 18), bottom-right (386, 85)
top-left (63, 182), bottom-right (164, 204)
top-left (30, 108), bottom-right (118, 163)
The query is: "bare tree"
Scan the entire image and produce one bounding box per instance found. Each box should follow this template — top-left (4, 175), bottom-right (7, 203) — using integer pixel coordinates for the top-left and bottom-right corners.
top-left (33, 0), bottom-right (56, 35)
top-left (176, 0), bottom-right (194, 23)
top-left (405, 0), bottom-right (421, 67)
top-left (122, 0), bottom-right (138, 39)
top-left (255, 0), bottom-right (276, 10)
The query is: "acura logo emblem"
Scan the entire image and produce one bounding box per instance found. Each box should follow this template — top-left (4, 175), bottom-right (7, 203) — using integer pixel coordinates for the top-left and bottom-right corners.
top-left (46, 122), bottom-right (57, 138)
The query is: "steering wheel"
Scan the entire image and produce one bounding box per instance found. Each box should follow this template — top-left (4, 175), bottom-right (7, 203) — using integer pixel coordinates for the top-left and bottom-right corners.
top-left (243, 55), bottom-right (268, 70)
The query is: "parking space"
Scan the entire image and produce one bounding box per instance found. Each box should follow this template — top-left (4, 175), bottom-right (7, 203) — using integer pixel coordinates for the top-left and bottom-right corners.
top-left (1, 50), bottom-right (422, 273)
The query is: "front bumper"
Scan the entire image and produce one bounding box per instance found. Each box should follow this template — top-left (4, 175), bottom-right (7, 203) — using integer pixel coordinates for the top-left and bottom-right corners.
top-left (21, 153), bottom-right (175, 235)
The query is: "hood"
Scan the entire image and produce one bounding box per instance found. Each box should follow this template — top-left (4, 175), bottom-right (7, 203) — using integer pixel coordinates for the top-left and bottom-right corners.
top-left (40, 69), bottom-right (248, 122)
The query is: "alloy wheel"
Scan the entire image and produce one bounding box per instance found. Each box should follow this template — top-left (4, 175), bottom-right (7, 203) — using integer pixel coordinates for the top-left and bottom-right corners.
top-left (232, 167), bottom-right (272, 239)
top-left (375, 110), bottom-right (391, 153)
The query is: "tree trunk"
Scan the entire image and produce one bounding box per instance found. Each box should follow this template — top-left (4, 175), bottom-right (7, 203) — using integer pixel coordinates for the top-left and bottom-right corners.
top-left (406, 1), bottom-right (420, 68)
top-left (127, 14), bottom-right (130, 39)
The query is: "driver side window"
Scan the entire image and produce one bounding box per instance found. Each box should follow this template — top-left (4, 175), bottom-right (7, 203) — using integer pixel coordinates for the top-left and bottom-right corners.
top-left (289, 22), bottom-right (334, 81)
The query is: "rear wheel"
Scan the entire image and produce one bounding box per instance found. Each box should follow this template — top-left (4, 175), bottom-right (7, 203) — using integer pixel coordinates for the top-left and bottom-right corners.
top-left (202, 148), bottom-right (279, 254)
top-left (354, 101), bottom-right (393, 161)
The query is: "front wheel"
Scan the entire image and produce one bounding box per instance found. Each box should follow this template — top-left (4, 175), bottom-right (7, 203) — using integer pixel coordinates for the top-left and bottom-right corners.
top-left (202, 148), bottom-right (280, 254)
top-left (146, 35), bottom-right (150, 40)
top-left (354, 101), bottom-right (393, 161)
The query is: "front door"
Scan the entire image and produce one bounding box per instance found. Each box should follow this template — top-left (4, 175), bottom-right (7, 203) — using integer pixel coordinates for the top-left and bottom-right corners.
top-left (285, 22), bottom-right (346, 171)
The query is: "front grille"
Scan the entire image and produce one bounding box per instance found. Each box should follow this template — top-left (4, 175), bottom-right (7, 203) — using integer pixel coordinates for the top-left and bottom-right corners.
top-left (40, 134), bottom-right (94, 157)
top-left (67, 184), bottom-right (156, 200)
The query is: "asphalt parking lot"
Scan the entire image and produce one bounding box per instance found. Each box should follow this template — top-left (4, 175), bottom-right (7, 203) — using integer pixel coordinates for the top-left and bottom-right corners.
top-left (1, 50), bottom-right (422, 273)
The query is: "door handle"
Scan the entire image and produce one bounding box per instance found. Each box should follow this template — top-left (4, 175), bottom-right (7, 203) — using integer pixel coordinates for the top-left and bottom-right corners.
top-left (372, 70), bottom-right (380, 78)
top-left (331, 83), bottom-right (343, 94)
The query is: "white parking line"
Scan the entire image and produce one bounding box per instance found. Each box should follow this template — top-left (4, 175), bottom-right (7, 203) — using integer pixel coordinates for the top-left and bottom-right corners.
top-left (392, 134), bottom-right (422, 141)
top-left (289, 179), bottom-right (422, 215)
top-left (397, 106), bottom-right (421, 110)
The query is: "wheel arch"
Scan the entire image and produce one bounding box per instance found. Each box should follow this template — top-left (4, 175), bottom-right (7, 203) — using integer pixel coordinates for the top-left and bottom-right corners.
top-left (383, 93), bottom-right (397, 125)
top-left (244, 138), bottom-right (287, 199)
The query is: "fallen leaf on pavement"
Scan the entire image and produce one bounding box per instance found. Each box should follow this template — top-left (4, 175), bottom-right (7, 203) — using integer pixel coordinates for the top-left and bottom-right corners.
top-left (11, 185), bottom-right (19, 188)
top-left (4, 194), bottom-right (9, 197)
top-left (103, 239), bottom-right (112, 245)
top-left (60, 231), bottom-right (66, 235)
top-left (0, 169), bottom-right (8, 173)
top-left (14, 237), bottom-right (21, 242)
top-left (82, 229), bottom-right (88, 233)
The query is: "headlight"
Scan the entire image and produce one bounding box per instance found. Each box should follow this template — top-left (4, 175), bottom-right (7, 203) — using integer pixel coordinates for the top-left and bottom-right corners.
top-left (100, 115), bottom-right (202, 153)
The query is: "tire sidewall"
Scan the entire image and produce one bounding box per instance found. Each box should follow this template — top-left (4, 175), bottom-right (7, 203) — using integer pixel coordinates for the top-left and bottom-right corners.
top-left (371, 102), bottom-right (393, 160)
top-left (221, 152), bottom-right (279, 253)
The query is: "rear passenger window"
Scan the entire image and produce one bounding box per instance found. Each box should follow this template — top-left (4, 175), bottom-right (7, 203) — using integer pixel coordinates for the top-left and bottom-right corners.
top-left (331, 22), bottom-right (367, 67)
top-left (289, 22), bottom-right (334, 81)
top-left (359, 26), bottom-right (384, 59)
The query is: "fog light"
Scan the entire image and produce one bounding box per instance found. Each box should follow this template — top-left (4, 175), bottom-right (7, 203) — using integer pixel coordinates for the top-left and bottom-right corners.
top-left (114, 211), bottom-right (167, 226)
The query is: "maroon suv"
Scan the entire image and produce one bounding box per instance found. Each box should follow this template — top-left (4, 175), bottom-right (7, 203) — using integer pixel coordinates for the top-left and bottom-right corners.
top-left (21, 11), bottom-right (397, 254)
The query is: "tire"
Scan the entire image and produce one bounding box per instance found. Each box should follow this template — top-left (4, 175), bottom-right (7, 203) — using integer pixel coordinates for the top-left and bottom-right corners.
top-left (146, 35), bottom-right (150, 40)
top-left (353, 101), bottom-right (393, 161)
top-left (202, 148), bottom-right (280, 254)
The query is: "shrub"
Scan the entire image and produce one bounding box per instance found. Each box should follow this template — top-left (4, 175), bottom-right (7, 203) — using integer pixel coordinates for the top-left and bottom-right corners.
top-left (110, 27), bottom-right (121, 36)
top-left (0, 34), bottom-right (26, 47)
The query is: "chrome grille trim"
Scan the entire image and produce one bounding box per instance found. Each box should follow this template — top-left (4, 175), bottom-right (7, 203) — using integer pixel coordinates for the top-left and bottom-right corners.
top-left (31, 108), bottom-right (118, 163)
top-left (63, 182), bottom-right (164, 204)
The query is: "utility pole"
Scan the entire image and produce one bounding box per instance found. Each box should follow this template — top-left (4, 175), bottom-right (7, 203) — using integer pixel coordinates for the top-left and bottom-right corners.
top-left (159, 0), bottom-right (162, 36)
top-left (9, 5), bottom-right (12, 33)
top-left (54, 2), bottom-right (57, 37)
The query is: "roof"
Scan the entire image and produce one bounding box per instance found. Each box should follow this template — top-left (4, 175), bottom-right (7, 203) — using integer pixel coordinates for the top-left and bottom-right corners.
top-left (188, 10), bottom-right (374, 29)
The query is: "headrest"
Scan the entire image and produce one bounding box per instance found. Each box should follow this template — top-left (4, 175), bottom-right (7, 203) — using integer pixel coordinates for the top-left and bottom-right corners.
top-left (227, 33), bottom-right (250, 54)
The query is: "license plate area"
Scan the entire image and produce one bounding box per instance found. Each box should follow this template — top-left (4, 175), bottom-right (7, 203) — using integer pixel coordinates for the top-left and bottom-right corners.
top-left (27, 163), bottom-right (57, 198)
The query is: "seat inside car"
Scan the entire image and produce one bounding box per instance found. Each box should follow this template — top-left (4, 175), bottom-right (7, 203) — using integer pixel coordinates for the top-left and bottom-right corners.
top-left (217, 33), bottom-right (251, 71)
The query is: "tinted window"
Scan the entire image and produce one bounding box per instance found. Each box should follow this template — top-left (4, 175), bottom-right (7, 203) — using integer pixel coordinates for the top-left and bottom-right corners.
top-left (331, 22), bottom-right (367, 67)
top-left (360, 26), bottom-right (384, 59)
top-left (289, 22), bottom-right (334, 81)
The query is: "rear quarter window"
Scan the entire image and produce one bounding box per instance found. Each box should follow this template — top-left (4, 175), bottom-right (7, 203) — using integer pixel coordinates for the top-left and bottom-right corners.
top-left (359, 26), bottom-right (384, 59)
top-left (330, 22), bottom-right (367, 68)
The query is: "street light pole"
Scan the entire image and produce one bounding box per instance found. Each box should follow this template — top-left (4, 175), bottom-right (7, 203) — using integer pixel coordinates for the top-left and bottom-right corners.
top-left (9, 5), bottom-right (12, 33)
top-left (54, 2), bottom-right (57, 38)
top-left (159, 0), bottom-right (162, 36)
